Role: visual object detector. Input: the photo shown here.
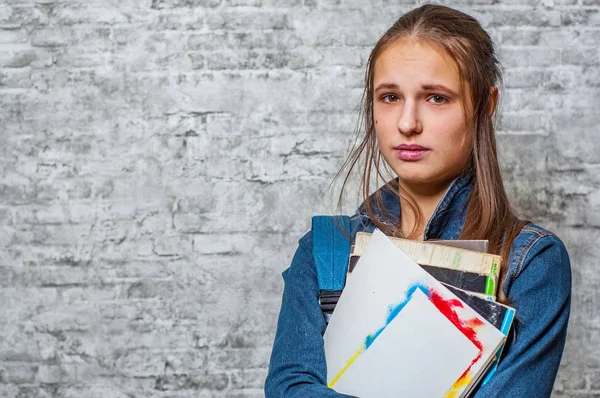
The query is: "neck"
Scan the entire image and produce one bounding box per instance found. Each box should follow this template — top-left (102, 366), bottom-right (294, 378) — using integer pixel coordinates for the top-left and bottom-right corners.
top-left (398, 179), bottom-right (454, 240)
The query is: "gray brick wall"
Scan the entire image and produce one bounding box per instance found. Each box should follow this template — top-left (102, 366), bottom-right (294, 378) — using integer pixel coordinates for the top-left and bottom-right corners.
top-left (0, 0), bottom-right (598, 397)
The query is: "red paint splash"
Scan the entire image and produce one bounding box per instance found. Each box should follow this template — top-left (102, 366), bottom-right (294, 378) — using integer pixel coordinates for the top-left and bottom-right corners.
top-left (428, 289), bottom-right (483, 351)
top-left (428, 289), bottom-right (484, 372)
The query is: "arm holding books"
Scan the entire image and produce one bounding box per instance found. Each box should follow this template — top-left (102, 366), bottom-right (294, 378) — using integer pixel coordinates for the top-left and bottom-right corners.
top-left (265, 231), bottom-right (356, 398)
top-left (473, 232), bottom-right (571, 397)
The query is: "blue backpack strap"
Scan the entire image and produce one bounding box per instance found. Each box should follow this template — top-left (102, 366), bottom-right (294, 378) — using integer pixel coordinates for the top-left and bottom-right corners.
top-left (311, 215), bottom-right (352, 291)
top-left (312, 216), bottom-right (351, 323)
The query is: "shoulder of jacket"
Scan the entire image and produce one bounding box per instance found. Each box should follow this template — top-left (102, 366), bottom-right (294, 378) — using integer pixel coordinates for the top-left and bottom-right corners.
top-left (507, 222), bottom-right (569, 284)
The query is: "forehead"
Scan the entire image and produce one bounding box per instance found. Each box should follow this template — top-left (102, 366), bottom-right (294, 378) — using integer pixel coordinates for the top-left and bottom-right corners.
top-left (373, 38), bottom-right (461, 89)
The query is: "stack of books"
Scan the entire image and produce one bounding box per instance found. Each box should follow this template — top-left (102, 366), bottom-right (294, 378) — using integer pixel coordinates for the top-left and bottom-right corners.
top-left (322, 229), bottom-right (515, 398)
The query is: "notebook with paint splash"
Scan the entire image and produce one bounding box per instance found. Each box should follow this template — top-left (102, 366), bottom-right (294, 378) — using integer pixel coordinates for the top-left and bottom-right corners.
top-left (441, 283), bottom-right (516, 392)
top-left (323, 229), bottom-right (506, 398)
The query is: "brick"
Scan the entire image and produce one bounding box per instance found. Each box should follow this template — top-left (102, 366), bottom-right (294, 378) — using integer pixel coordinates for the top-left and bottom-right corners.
top-left (0, 48), bottom-right (37, 68)
top-left (0, 5), bottom-right (13, 24)
top-left (154, 371), bottom-right (229, 391)
top-left (204, 49), bottom-right (294, 70)
top-left (11, 386), bottom-right (60, 398)
top-left (152, 234), bottom-right (192, 257)
top-left (153, 10), bottom-right (206, 30)
top-left (500, 27), bottom-right (541, 46)
top-left (590, 369), bottom-right (600, 390)
top-left (1, 363), bottom-right (38, 384)
top-left (36, 365), bottom-right (61, 384)
top-left (114, 350), bottom-right (166, 378)
top-left (204, 9), bottom-right (291, 30)
top-left (229, 368), bottom-right (266, 390)
top-left (0, 68), bottom-right (32, 89)
top-left (552, 393), bottom-right (600, 398)
top-left (0, 29), bottom-right (28, 45)
top-left (553, 366), bottom-right (586, 391)
top-left (289, 8), bottom-right (391, 47)
top-left (542, 67), bottom-right (581, 90)
top-left (497, 133), bottom-right (549, 175)
top-left (588, 188), bottom-right (600, 227)
top-left (502, 88), bottom-right (563, 111)
top-left (52, 4), bottom-right (143, 26)
top-left (499, 46), bottom-right (562, 68)
top-left (505, 174), bottom-right (591, 227)
top-left (51, 385), bottom-right (133, 398)
top-left (497, 111), bottom-right (549, 134)
top-left (503, 67), bottom-right (546, 88)
top-left (30, 28), bottom-right (70, 47)
top-left (562, 47), bottom-right (599, 66)
top-left (579, 28), bottom-right (600, 46)
top-left (151, 0), bottom-right (222, 8)
top-left (192, 233), bottom-right (254, 255)
top-left (207, 346), bottom-right (271, 370)
top-left (0, 5), bottom-right (48, 29)
top-left (0, 384), bottom-right (19, 397)
top-left (225, 0), bottom-right (302, 5)
top-left (480, 8), bottom-right (562, 28)
top-left (188, 30), bottom-right (303, 51)
top-left (538, 28), bottom-right (580, 47)
top-left (225, 390), bottom-right (264, 398)
top-left (548, 108), bottom-right (600, 164)
top-left (561, 8), bottom-right (600, 26)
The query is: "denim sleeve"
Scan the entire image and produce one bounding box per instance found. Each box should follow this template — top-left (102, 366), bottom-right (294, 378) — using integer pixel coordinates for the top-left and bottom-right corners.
top-left (473, 234), bottom-right (572, 398)
top-left (264, 231), bottom-right (355, 398)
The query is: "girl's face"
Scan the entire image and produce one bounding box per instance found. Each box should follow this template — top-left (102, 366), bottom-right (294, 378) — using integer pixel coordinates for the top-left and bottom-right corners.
top-left (373, 38), bottom-right (473, 192)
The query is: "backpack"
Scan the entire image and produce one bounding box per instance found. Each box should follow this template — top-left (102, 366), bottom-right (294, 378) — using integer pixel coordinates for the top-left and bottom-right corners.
top-left (311, 215), bottom-right (352, 323)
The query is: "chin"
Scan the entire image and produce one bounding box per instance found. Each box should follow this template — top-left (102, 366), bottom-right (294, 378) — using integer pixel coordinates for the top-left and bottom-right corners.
top-left (395, 168), bottom-right (455, 187)
top-left (398, 171), bottom-right (464, 193)
top-left (394, 170), bottom-right (434, 185)
top-left (398, 176), bottom-right (434, 186)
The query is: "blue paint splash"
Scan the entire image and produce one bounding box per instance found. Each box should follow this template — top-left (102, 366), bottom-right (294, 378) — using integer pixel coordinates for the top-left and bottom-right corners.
top-left (364, 282), bottom-right (430, 349)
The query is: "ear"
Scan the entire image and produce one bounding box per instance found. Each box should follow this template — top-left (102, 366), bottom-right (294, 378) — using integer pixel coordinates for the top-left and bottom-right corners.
top-left (487, 86), bottom-right (499, 117)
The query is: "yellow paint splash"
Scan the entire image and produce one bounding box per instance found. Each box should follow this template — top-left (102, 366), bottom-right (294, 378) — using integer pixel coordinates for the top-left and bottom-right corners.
top-left (328, 346), bottom-right (364, 388)
top-left (444, 372), bottom-right (474, 398)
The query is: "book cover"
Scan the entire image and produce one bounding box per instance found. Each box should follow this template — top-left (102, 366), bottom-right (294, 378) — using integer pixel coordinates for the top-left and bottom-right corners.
top-left (353, 232), bottom-right (500, 277)
top-left (324, 229), bottom-right (506, 398)
top-left (421, 265), bottom-right (497, 297)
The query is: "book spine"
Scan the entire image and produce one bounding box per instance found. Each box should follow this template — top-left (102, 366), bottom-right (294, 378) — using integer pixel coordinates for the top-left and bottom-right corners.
top-left (480, 309), bottom-right (516, 386)
top-left (354, 232), bottom-right (501, 277)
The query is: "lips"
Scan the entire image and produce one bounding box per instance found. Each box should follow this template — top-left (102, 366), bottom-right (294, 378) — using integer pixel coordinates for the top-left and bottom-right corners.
top-left (395, 144), bottom-right (430, 161)
top-left (397, 144), bottom-right (428, 151)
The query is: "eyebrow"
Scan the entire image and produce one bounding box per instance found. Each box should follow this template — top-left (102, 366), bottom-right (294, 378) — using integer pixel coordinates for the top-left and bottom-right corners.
top-left (374, 82), bottom-right (459, 97)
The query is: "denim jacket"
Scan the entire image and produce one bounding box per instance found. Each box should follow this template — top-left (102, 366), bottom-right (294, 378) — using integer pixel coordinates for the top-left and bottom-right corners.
top-left (265, 174), bottom-right (571, 398)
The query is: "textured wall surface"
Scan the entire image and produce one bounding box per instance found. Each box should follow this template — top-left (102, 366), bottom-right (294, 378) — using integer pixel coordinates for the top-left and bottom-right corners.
top-left (0, 0), bottom-right (599, 397)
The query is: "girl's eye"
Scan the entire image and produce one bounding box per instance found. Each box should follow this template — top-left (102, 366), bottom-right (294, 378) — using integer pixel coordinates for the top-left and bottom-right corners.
top-left (428, 95), bottom-right (447, 104)
top-left (382, 94), bottom-right (399, 103)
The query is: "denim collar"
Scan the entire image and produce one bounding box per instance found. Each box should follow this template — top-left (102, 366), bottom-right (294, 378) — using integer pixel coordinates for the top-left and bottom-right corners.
top-left (357, 173), bottom-right (474, 240)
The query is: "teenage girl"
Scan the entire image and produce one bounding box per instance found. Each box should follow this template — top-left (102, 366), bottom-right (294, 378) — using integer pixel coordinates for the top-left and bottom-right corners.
top-left (265, 5), bottom-right (571, 397)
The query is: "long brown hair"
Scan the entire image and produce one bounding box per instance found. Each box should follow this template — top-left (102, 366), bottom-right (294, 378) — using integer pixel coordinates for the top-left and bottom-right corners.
top-left (335, 4), bottom-right (526, 301)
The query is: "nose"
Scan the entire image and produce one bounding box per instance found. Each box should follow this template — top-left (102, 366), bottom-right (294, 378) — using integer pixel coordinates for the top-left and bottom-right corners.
top-left (397, 100), bottom-right (422, 136)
